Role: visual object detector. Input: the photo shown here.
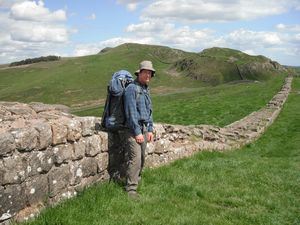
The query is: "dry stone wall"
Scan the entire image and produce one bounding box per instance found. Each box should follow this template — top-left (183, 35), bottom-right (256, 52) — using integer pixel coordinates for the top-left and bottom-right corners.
top-left (0, 76), bottom-right (293, 223)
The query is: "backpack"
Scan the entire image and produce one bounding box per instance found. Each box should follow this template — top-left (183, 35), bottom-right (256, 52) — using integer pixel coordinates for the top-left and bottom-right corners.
top-left (101, 70), bottom-right (139, 132)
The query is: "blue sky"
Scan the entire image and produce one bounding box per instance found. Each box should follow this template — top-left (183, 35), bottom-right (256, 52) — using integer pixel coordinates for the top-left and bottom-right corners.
top-left (0, 0), bottom-right (299, 66)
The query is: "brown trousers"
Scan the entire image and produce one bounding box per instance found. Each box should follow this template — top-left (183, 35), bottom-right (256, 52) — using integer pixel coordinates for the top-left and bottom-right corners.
top-left (108, 129), bottom-right (147, 192)
top-left (124, 129), bottom-right (147, 192)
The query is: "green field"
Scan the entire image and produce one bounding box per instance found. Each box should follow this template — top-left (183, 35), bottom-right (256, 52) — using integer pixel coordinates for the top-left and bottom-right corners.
top-left (20, 77), bottom-right (300, 225)
top-left (75, 75), bottom-right (285, 127)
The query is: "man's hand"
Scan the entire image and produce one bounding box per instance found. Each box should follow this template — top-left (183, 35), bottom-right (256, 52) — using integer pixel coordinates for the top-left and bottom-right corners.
top-left (135, 134), bottom-right (144, 144)
top-left (147, 132), bottom-right (154, 142)
top-left (135, 132), bottom-right (154, 143)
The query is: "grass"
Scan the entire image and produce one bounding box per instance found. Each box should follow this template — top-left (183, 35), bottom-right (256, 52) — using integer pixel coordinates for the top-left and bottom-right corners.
top-left (0, 43), bottom-right (289, 108)
top-left (75, 74), bottom-right (285, 127)
top-left (19, 77), bottom-right (300, 225)
top-left (0, 44), bottom-right (203, 106)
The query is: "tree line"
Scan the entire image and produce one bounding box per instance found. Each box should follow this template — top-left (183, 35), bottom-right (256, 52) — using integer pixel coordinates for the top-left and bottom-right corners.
top-left (10, 55), bottom-right (60, 67)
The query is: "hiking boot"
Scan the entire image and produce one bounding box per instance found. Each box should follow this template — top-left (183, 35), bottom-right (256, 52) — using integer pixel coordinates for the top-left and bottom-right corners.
top-left (127, 190), bottom-right (140, 200)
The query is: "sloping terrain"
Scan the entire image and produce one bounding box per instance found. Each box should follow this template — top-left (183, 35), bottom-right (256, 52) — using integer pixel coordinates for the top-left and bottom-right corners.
top-left (173, 47), bottom-right (288, 85)
top-left (0, 43), bottom-right (290, 107)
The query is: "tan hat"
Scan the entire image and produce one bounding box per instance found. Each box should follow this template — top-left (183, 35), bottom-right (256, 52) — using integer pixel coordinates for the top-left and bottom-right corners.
top-left (134, 60), bottom-right (156, 77)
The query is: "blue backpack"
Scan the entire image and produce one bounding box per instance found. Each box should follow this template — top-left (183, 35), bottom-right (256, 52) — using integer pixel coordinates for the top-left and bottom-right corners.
top-left (101, 70), bottom-right (137, 131)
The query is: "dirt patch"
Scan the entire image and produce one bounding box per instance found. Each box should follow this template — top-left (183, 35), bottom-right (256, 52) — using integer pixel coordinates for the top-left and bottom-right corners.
top-left (0, 64), bottom-right (29, 70)
top-left (151, 86), bottom-right (179, 95)
top-left (70, 99), bottom-right (105, 112)
top-left (64, 89), bottom-right (82, 94)
top-left (165, 68), bottom-right (181, 77)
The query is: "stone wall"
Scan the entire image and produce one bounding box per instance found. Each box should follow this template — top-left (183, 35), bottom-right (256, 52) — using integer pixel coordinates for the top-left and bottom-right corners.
top-left (0, 77), bottom-right (292, 223)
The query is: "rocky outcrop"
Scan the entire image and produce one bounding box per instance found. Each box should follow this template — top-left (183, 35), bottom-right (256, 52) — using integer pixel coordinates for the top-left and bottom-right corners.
top-left (174, 48), bottom-right (288, 85)
top-left (238, 59), bottom-right (287, 79)
top-left (0, 77), bottom-right (293, 224)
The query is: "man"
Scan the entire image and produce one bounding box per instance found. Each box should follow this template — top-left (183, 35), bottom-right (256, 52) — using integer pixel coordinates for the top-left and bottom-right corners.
top-left (123, 60), bottom-right (155, 198)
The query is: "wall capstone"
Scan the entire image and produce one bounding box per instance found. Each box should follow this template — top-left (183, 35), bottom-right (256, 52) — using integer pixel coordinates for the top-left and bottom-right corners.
top-left (0, 76), bottom-right (293, 224)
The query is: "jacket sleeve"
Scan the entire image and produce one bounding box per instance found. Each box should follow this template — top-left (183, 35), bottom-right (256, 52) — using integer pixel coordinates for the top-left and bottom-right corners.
top-left (124, 84), bottom-right (142, 136)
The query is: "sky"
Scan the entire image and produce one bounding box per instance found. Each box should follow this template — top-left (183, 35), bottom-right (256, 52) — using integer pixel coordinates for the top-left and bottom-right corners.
top-left (0, 0), bottom-right (300, 66)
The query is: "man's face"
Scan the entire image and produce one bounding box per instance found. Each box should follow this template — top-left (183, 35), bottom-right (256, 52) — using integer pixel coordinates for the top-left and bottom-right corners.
top-left (138, 69), bottom-right (153, 85)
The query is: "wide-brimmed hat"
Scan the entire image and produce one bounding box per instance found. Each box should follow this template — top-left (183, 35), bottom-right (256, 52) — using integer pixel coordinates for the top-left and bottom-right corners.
top-left (134, 60), bottom-right (156, 77)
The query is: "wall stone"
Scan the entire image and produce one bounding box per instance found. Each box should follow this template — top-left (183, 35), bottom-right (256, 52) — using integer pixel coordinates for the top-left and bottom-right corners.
top-left (0, 76), bottom-right (293, 224)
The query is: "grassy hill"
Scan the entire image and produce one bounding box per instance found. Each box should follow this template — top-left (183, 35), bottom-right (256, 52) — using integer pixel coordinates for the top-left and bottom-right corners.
top-left (0, 43), bottom-right (200, 107)
top-left (173, 47), bottom-right (288, 85)
top-left (0, 43), bottom-right (291, 109)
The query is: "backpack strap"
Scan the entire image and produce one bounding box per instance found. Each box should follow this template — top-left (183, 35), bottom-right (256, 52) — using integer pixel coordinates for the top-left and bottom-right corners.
top-left (135, 84), bottom-right (142, 101)
top-left (126, 81), bottom-right (143, 100)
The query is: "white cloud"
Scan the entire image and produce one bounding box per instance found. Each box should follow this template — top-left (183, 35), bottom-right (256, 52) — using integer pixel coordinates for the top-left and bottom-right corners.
top-left (11, 22), bottom-right (69, 42)
top-left (74, 18), bottom-right (298, 65)
top-left (73, 37), bottom-right (155, 56)
top-left (0, 1), bottom-right (70, 64)
top-left (225, 29), bottom-right (282, 47)
top-left (141, 0), bottom-right (299, 23)
top-left (276, 23), bottom-right (300, 32)
top-left (207, 28), bottom-right (300, 65)
top-left (125, 21), bottom-right (215, 51)
top-left (124, 18), bottom-right (300, 65)
top-left (74, 38), bottom-right (126, 56)
top-left (10, 0), bottom-right (66, 22)
top-left (243, 49), bottom-right (257, 56)
top-left (126, 21), bottom-right (174, 34)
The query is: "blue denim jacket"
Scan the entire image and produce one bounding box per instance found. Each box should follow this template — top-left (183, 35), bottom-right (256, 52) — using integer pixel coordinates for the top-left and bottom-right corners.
top-left (124, 81), bottom-right (153, 136)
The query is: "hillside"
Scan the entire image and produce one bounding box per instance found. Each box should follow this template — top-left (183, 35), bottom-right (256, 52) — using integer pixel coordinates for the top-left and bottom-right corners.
top-left (173, 47), bottom-right (288, 85)
top-left (0, 43), bottom-right (290, 108)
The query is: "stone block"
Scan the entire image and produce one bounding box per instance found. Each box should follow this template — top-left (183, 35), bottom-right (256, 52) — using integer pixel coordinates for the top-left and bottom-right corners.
top-left (190, 127), bottom-right (204, 138)
top-left (32, 120), bottom-right (52, 150)
top-left (25, 175), bottom-right (48, 206)
top-left (53, 143), bottom-right (73, 165)
top-left (0, 184), bottom-right (26, 222)
top-left (153, 123), bottom-right (166, 139)
top-left (146, 142), bottom-right (155, 154)
top-left (48, 165), bottom-right (72, 198)
top-left (97, 131), bottom-right (108, 152)
top-left (0, 132), bottom-right (15, 156)
top-left (95, 152), bottom-right (108, 172)
top-left (78, 117), bottom-right (96, 136)
top-left (29, 102), bottom-right (70, 113)
top-left (66, 118), bottom-right (82, 142)
top-left (85, 135), bottom-right (101, 157)
top-left (81, 157), bottom-right (98, 177)
top-left (154, 139), bottom-right (171, 154)
top-left (2, 154), bottom-right (28, 185)
top-left (0, 161), bottom-right (4, 185)
top-left (70, 161), bottom-right (83, 185)
top-left (27, 148), bottom-right (54, 176)
top-left (72, 139), bottom-right (86, 160)
top-left (48, 187), bottom-right (77, 206)
top-left (10, 127), bottom-right (39, 151)
top-left (5, 103), bottom-right (36, 117)
top-left (51, 120), bottom-right (68, 145)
